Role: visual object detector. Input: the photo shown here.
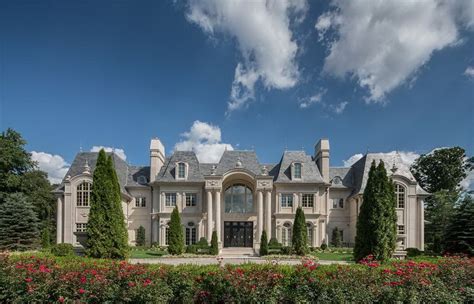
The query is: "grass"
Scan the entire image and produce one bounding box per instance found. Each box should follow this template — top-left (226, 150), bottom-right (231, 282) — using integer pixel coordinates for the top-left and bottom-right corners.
top-left (311, 251), bottom-right (354, 261)
top-left (130, 248), bottom-right (167, 259)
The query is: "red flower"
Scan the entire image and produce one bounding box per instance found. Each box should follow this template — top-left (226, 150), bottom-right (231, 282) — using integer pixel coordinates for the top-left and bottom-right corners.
top-left (128, 281), bottom-right (136, 287)
top-left (58, 296), bottom-right (65, 303)
top-left (39, 264), bottom-right (51, 273)
top-left (25, 277), bottom-right (33, 283)
top-left (143, 278), bottom-right (152, 287)
top-left (80, 276), bottom-right (87, 284)
top-left (78, 288), bottom-right (86, 294)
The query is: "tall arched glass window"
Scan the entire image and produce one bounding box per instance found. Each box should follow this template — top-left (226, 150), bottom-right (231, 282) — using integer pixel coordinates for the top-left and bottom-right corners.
top-left (294, 163), bottom-right (302, 179)
top-left (185, 222), bottom-right (197, 245)
top-left (395, 184), bottom-right (405, 208)
top-left (282, 222), bottom-right (292, 246)
top-left (77, 182), bottom-right (91, 207)
top-left (224, 184), bottom-right (253, 213)
top-left (306, 223), bottom-right (313, 245)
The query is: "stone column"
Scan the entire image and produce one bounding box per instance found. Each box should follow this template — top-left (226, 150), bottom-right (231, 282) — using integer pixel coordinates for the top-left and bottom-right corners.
top-left (420, 199), bottom-right (425, 251)
top-left (312, 226), bottom-right (317, 247)
top-left (56, 197), bottom-right (63, 243)
top-left (257, 190), bottom-right (264, 241)
top-left (207, 190), bottom-right (213, 241)
top-left (152, 219), bottom-right (158, 243)
top-left (214, 190), bottom-right (221, 243)
top-left (265, 191), bottom-right (272, 239)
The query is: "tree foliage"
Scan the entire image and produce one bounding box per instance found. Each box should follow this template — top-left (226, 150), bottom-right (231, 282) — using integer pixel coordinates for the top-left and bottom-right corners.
top-left (210, 231), bottom-right (219, 255)
top-left (354, 161), bottom-right (397, 261)
top-left (425, 190), bottom-right (457, 254)
top-left (0, 193), bottom-right (40, 250)
top-left (136, 226), bottom-right (146, 247)
top-left (86, 150), bottom-right (129, 259)
top-left (331, 227), bottom-right (342, 248)
top-left (168, 207), bottom-right (184, 255)
top-left (292, 207), bottom-right (308, 255)
top-left (443, 195), bottom-right (474, 256)
top-left (260, 230), bottom-right (268, 256)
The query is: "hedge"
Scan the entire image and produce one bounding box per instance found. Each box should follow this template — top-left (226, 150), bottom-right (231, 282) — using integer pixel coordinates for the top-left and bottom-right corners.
top-left (0, 253), bottom-right (472, 303)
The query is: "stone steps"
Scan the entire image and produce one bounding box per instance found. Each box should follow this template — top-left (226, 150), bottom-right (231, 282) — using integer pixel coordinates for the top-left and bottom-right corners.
top-left (220, 247), bottom-right (257, 257)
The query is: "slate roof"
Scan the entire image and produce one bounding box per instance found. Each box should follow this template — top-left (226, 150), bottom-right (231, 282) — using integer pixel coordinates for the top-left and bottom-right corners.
top-left (215, 150), bottom-right (261, 175)
top-left (329, 167), bottom-right (353, 188)
top-left (274, 151), bottom-right (324, 183)
top-left (127, 165), bottom-right (150, 187)
top-left (156, 151), bottom-right (205, 182)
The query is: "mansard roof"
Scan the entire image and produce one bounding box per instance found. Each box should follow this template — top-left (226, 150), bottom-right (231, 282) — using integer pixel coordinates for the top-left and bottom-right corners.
top-left (156, 151), bottom-right (205, 182)
top-left (329, 167), bottom-right (353, 188)
top-left (215, 150), bottom-right (261, 175)
top-left (273, 151), bottom-right (324, 183)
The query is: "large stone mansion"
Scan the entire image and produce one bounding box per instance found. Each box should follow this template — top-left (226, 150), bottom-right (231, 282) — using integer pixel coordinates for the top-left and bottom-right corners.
top-left (54, 138), bottom-right (428, 253)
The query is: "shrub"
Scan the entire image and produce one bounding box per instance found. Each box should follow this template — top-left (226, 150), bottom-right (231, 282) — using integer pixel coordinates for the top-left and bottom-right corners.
top-left (210, 231), bottom-right (218, 255)
top-left (406, 247), bottom-right (423, 257)
top-left (51, 243), bottom-right (74, 257)
top-left (186, 245), bottom-right (198, 254)
top-left (281, 246), bottom-right (293, 255)
top-left (136, 226), bottom-right (146, 247)
top-left (320, 243), bottom-right (327, 251)
top-left (260, 230), bottom-right (268, 256)
top-left (292, 207), bottom-right (308, 255)
top-left (168, 207), bottom-right (184, 255)
top-left (41, 227), bottom-right (51, 249)
top-left (268, 238), bottom-right (282, 250)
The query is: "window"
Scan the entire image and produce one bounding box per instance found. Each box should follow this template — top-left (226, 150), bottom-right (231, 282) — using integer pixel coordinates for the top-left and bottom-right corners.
top-left (135, 197), bottom-right (146, 207)
top-left (165, 227), bottom-right (170, 245)
top-left (306, 223), bottom-right (313, 245)
top-left (332, 198), bottom-right (344, 209)
top-left (294, 163), bottom-right (302, 179)
top-left (76, 182), bottom-right (92, 207)
top-left (185, 222), bottom-right (197, 245)
top-left (165, 193), bottom-right (176, 207)
top-left (397, 225), bottom-right (405, 235)
top-left (76, 223), bottom-right (87, 232)
top-left (302, 194), bottom-right (314, 208)
top-left (177, 163), bottom-right (186, 179)
top-left (281, 194), bottom-right (293, 208)
top-left (282, 222), bottom-right (292, 246)
top-left (395, 184), bottom-right (405, 208)
top-left (137, 176), bottom-right (147, 184)
top-left (224, 184), bottom-right (254, 213)
top-left (185, 193), bottom-right (197, 207)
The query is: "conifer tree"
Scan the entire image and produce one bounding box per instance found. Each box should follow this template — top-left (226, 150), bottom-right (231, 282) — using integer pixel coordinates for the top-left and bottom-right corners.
top-left (210, 231), bottom-right (218, 255)
top-left (136, 226), bottom-right (146, 247)
top-left (292, 207), bottom-right (308, 255)
top-left (331, 227), bottom-right (342, 248)
top-left (260, 230), bottom-right (268, 256)
top-left (0, 193), bottom-right (40, 250)
top-left (354, 161), bottom-right (397, 261)
top-left (443, 195), bottom-right (474, 256)
top-left (168, 207), bottom-right (184, 255)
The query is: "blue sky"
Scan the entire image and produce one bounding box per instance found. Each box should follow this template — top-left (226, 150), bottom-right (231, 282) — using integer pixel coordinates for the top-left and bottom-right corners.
top-left (0, 1), bottom-right (473, 185)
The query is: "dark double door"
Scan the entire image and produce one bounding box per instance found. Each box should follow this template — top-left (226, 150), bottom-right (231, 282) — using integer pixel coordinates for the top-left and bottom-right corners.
top-left (224, 221), bottom-right (253, 247)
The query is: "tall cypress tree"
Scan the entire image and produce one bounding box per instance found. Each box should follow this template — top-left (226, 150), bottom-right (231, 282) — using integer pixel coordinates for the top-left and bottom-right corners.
top-left (292, 207), bottom-right (308, 255)
top-left (168, 207), bottom-right (184, 255)
top-left (354, 161), bottom-right (397, 261)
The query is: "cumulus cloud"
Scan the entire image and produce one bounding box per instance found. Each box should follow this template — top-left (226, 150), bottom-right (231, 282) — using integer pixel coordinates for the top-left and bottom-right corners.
top-left (90, 146), bottom-right (127, 161)
top-left (185, 0), bottom-right (307, 112)
top-left (299, 89), bottom-right (326, 109)
top-left (316, 0), bottom-right (474, 102)
top-left (174, 120), bottom-right (233, 163)
top-left (464, 66), bottom-right (474, 79)
top-left (31, 151), bottom-right (70, 184)
top-left (343, 151), bottom-right (420, 167)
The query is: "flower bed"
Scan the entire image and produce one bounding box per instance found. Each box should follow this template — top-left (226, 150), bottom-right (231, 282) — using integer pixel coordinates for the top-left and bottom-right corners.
top-left (0, 253), bottom-right (472, 303)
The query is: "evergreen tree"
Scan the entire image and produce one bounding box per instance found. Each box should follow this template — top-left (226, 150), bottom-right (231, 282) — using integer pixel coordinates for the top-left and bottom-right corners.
top-left (136, 226), bottom-right (146, 247)
top-left (443, 195), bottom-right (474, 256)
top-left (292, 207), bottom-right (308, 255)
top-left (210, 231), bottom-right (218, 255)
top-left (41, 226), bottom-right (51, 249)
top-left (426, 190), bottom-right (457, 254)
top-left (168, 207), bottom-right (184, 255)
top-left (0, 193), bottom-right (40, 250)
top-left (331, 227), bottom-right (342, 248)
top-left (260, 230), bottom-right (268, 256)
top-left (354, 161), bottom-right (397, 261)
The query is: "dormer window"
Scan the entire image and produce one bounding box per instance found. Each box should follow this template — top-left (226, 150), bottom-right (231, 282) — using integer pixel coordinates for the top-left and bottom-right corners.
top-left (292, 162), bottom-right (302, 180)
top-left (176, 162), bottom-right (187, 180)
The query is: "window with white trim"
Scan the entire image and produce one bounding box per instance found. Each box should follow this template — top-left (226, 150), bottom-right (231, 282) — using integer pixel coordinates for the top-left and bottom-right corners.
top-left (293, 163), bottom-right (302, 179)
top-left (185, 222), bottom-right (197, 245)
top-left (165, 193), bottom-right (177, 207)
top-left (76, 182), bottom-right (91, 207)
top-left (332, 198), bottom-right (344, 209)
top-left (282, 222), bottom-right (292, 246)
top-left (302, 194), bottom-right (314, 208)
top-left (281, 194), bottom-right (293, 208)
top-left (397, 225), bottom-right (405, 235)
top-left (395, 184), bottom-right (405, 208)
top-left (135, 197), bottom-right (146, 207)
top-left (177, 163), bottom-right (186, 179)
top-left (306, 223), bottom-right (313, 245)
top-left (185, 193), bottom-right (197, 207)
top-left (76, 223), bottom-right (87, 232)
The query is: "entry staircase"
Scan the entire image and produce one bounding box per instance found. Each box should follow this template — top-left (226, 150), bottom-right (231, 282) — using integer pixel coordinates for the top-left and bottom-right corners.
top-left (219, 247), bottom-right (257, 257)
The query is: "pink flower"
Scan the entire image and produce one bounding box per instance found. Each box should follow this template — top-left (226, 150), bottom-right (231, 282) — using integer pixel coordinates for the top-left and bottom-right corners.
top-left (78, 288), bottom-right (86, 294)
top-left (128, 281), bottom-right (136, 287)
top-left (80, 276), bottom-right (87, 284)
top-left (25, 277), bottom-right (33, 283)
top-left (143, 278), bottom-right (152, 287)
top-left (39, 264), bottom-right (50, 273)
top-left (58, 296), bottom-right (65, 303)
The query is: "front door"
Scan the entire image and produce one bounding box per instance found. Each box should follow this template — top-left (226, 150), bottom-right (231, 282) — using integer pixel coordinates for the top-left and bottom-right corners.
top-left (224, 221), bottom-right (253, 247)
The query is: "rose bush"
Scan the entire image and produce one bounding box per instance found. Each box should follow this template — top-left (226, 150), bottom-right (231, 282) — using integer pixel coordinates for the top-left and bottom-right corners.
top-left (0, 253), bottom-right (472, 303)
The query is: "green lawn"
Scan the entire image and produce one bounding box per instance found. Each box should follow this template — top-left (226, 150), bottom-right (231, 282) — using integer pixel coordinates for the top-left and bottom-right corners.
top-left (130, 249), bottom-right (167, 259)
top-left (311, 251), bottom-right (354, 261)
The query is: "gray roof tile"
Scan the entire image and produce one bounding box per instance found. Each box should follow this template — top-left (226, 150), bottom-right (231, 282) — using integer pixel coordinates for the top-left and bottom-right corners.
top-left (274, 151), bottom-right (324, 183)
top-left (156, 151), bottom-right (205, 182)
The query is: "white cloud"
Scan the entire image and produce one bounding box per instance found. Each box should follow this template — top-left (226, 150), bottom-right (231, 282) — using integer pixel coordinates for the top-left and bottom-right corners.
top-left (174, 120), bottom-right (233, 163)
top-left (31, 151), bottom-right (70, 184)
top-left (460, 169), bottom-right (474, 191)
top-left (90, 146), bottom-right (127, 161)
top-left (343, 151), bottom-right (420, 167)
top-left (299, 89), bottom-right (326, 108)
top-left (464, 66), bottom-right (474, 79)
top-left (316, 0), bottom-right (474, 102)
top-left (185, 0), bottom-right (307, 112)
top-left (330, 101), bottom-right (348, 114)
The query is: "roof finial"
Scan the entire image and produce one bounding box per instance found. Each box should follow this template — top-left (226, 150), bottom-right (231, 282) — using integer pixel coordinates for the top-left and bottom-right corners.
top-left (236, 156), bottom-right (243, 168)
top-left (83, 159), bottom-right (91, 175)
top-left (391, 151), bottom-right (398, 173)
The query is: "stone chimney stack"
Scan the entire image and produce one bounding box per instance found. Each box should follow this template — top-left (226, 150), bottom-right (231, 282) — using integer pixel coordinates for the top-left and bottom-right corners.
top-left (150, 138), bottom-right (165, 182)
top-left (315, 139), bottom-right (330, 183)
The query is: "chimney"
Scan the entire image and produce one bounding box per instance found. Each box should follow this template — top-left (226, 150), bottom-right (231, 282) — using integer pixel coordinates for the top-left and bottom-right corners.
top-left (315, 139), bottom-right (330, 183)
top-left (150, 138), bottom-right (165, 182)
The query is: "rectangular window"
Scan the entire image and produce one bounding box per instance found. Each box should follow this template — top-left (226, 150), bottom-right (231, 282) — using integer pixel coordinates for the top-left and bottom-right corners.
top-left (165, 227), bottom-right (170, 245)
top-left (398, 225), bottom-right (405, 235)
top-left (302, 194), bottom-right (314, 208)
top-left (76, 223), bottom-right (87, 232)
top-left (178, 163), bottom-right (186, 179)
top-left (185, 227), bottom-right (197, 245)
top-left (332, 198), bottom-right (344, 209)
top-left (185, 193), bottom-right (197, 207)
top-left (294, 163), bottom-right (302, 179)
top-left (135, 197), bottom-right (146, 207)
top-left (165, 193), bottom-right (176, 207)
top-left (281, 194), bottom-right (293, 208)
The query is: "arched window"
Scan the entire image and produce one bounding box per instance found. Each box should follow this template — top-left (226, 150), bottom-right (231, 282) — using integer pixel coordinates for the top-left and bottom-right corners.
top-left (177, 162), bottom-right (186, 179)
top-left (185, 222), bottom-right (197, 245)
top-left (224, 184), bottom-right (253, 213)
top-left (293, 163), bottom-right (302, 179)
top-left (395, 184), bottom-right (405, 208)
top-left (282, 222), bottom-right (292, 246)
top-left (306, 223), bottom-right (313, 246)
top-left (77, 182), bottom-right (91, 207)
top-left (165, 225), bottom-right (170, 245)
